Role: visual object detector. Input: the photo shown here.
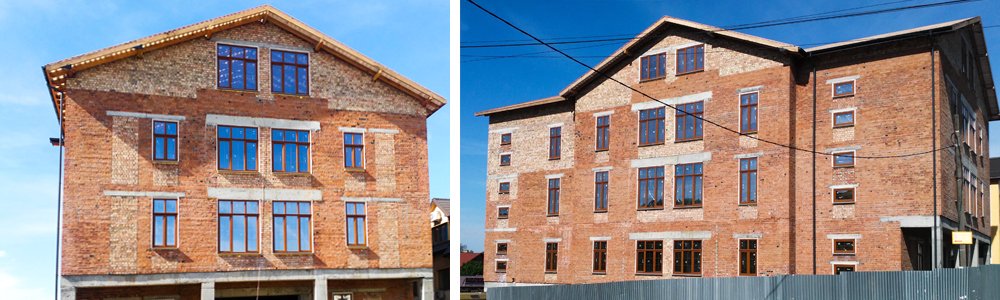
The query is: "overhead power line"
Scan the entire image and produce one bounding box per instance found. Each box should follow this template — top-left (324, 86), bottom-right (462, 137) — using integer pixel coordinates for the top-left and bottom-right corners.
top-left (462, 0), bottom-right (980, 49)
top-left (466, 0), bottom-right (960, 159)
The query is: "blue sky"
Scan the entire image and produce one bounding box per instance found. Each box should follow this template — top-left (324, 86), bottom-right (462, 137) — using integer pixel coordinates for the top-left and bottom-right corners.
top-left (460, 0), bottom-right (1000, 251)
top-left (0, 1), bottom-right (447, 298)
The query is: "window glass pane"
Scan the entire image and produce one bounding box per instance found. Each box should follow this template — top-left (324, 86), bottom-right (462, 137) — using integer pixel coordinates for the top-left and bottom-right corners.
top-left (154, 216), bottom-right (164, 245)
top-left (285, 144), bottom-right (297, 172)
top-left (219, 201), bottom-right (231, 213)
top-left (358, 220), bottom-right (366, 244)
top-left (233, 217), bottom-right (245, 252)
top-left (272, 65), bottom-right (282, 92)
top-left (247, 201), bottom-right (258, 213)
top-left (219, 217), bottom-right (230, 251)
top-left (166, 138), bottom-right (176, 160)
top-left (296, 53), bottom-right (308, 64)
top-left (247, 142), bottom-right (257, 170)
top-left (232, 46), bottom-right (245, 59)
top-left (287, 202), bottom-right (298, 214)
top-left (298, 67), bottom-right (308, 94)
top-left (272, 51), bottom-right (282, 62)
top-left (232, 141), bottom-right (245, 171)
top-left (284, 65), bottom-right (296, 93)
top-left (300, 217), bottom-right (310, 251)
top-left (298, 145), bottom-right (309, 172)
top-left (232, 60), bottom-right (244, 90)
top-left (246, 62), bottom-right (257, 90)
top-left (218, 45), bottom-right (231, 57)
top-left (246, 48), bottom-right (257, 59)
top-left (233, 201), bottom-right (245, 214)
top-left (166, 216), bottom-right (175, 246)
top-left (166, 200), bottom-right (176, 213)
top-left (286, 216), bottom-right (299, 252)
top-left (275, 217), bottom-right (285, 251)
top-left (218, 126), bottom-right (231, 138)
top-left (218, 60), bottom-right (230, 87)
top-left (233, 127), bottom-right (245, 139)
top-left (248, 216), bottom-right (257, 251)
top-left (273, 144), bottom-right (283, 171)
top-left (300, 202), bottom-right (311, 214)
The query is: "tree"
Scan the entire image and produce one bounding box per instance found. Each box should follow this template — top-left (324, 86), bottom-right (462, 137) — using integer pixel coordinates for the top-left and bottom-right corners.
top-left (461, 260), bottom-right (483, 276)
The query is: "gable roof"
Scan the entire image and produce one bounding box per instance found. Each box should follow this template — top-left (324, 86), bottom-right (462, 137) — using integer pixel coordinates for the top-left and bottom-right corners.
top-left (42, 5), bottom-right (446, 122)
top-left (431, 198), bottom-right (451, 218)
top-left (476, 16), bottom-right (996, 119)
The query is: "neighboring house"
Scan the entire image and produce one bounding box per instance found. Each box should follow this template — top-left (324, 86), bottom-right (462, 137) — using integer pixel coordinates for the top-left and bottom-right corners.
top-left (459, 252), bottom-right (484, 293)
top-left (991, 157), bottom-right (1000, 264)
top-left (430, 198), bottom-right (451, 300)
top-left (476, 16), bottom-right (996, 287)
top-left (44, 6), bottom-right (445, 300)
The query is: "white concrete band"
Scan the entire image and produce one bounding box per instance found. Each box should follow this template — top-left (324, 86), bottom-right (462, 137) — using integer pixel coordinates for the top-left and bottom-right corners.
top-left (206, 114), bottom-right (321, 131)
top-left (340, 197), bottom-right (404, 203)
top-left (629, 231), bottom-right (712, 240)
top-left (592, 166), bottom-right (613, 172)
top-left (737, 86), bottom-right (764, 94)
top-left (338, 127), bottom-right (366, 133)
top-left (632, 91), bottom-right (712, 111)
top-left (631, 152), bottom-right (712, 168)
top-left (592, 110), bottom-right (614, 117)
top-left (107, 111), bottom-right (187, 121)
top-left (543, 238), bottom-right (562, 243)
top-left (103, 190), bottom-right (186, 198)
top-left (61, 268), bottom-right (432, 288)
top-left (486, 228), bottom-right (517, 232)
top-left (733, 233), bottom-right (763, 239)
top-left (826, 234), bottom-right (862, 240)
top-left (590, 236), bottom-right (612, 241)
top-left (207, 187), bottom-right (322, 201)
top-left (734, 152), bottom-right (764, 159)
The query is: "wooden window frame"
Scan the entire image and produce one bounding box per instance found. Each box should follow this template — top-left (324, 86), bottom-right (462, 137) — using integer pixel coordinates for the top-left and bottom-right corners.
top-left (152, 199), bottom-right (178, 248)
top-left (832, 151), bottom-right (855, 168)
top-left (637, 166), bottom-right (665, 210)
top-left (499, 154), bottom-right (511, 166)
top-left (496, 242), bottom-right (508, 255)
top-left (549, 126), bottom-right (561, 160)
top-left (833, 239), bottom-right (856, 255)
top-left (547, 178), bottom-right (560, 216)
top-left (497, 207), bottom-right (510, 219)
top-left (270, 49), bottom-right (309, 95)
top-left (739, 158), bottom-right (757, 205)
top-left (272, 129), bottom-right (310, 173)
top-left (739, 92), bottom-right (759, 134)
top-left (152, 120), bottom-right (179, 162)
top-left (500, 133), bottom-right (512, 145)
top-left (596, 115), bottom-right (610, 151)
top-left (739, 239), bottom-right (757, 276)
top-left (593, 241), bottom-right (608, 274)
top-left (675, 44), bottom-right (705, 75)
top-left (595, 171), bottom-right (609, 212)
top-left (832, 81), bottom-right (855, 98)
top-left (216, 44), bottom-right (258, 91)
top-left (674, 163), bottom-right (704, 208)
top-left (545, 242), bottom-right (559, 273)
top-left (635, 240), bottom-right (663, 275)
top-left (344, 132), bottom-right (365, 170)
top-left (346, 202), bottom-right (367, 247)
top-left (217, 125), bottom-right (258, 171)
top-left (675, 102), bottom-right (704, 142)
top-left (833, 264), bottom-right (856, 275)
top-left (498, 182), bottom-right (511, 194)
top-left (673, 240), bottom-right (703, 276)
top-left (638, 107), bottom-right (665, 146)
top-left (833, 187), bottom-right (856, 204)
top-left (833, 111), bottom-right (855, 128)
top-left (272, 201), bottom-right (312, 253)
top-left (496, 260), bottom-right (508, 273)
top-left (640, 52), bottom-right (667, 81)
top-left (217, 200), bottom-right (259, 253)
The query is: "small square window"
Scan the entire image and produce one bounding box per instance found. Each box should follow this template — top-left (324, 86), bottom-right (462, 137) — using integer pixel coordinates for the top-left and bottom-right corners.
top-left (496, 260), bottom-right (508, 273)
top-left (153, 121), bottom-right (178, 162)
top-left (833, 111), bottom-right (855, 128)
top-left (834, 239), bottom-right (856, 255)
top-left (834, 264), bottom-right (855, 275)
top-left (499, 182), bottom-right (511, 194)
top-left (497, 207), bottom-right (509, 219)
top-left (833, 81), bottom-right (855, 97)
top-left (833, 188), bottom-right (855, 204)
top-left (640, 53), bottom-right (667, 81)
top-left (500, 133), bottom-right (512, 145)
top-left (676, 45), bottom-right (705, 75)
top-left (833, 151), bottom-right (855, 168)
top-left (499, 154), bottom-right (511, 166)
top-left (497, 243), bottom-right (508, 255)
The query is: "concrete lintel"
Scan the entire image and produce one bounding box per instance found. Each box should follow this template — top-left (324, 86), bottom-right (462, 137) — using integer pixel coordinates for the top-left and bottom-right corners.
top-left (107, 111), bottom-right (186, 121)
top-left (62, 268), bottom-right (433, 288)
top-left (489, 127), bottom-right (517, 134)
top-left (592, 166), bottom-right (613, 172)
top-left (543, 238), bottom-right (562, 243)
top-left (494, 239), bottom-right (512, 243)
top-left (825, 75), bottom-right (860, 84)
top-left (547, 122), bottom-right (564, 128)
top-left (829, 107), bottom-right (857, 114)
top-left (827, 234), bottom-right (862, 240)
top-left (490, 174), bottom-right (518, 181)
top-left (206, 114), bottom-right (320, 131)
top-left (592, 110), bottom-right (614, 117)
top-left (207, 187), bottom-right (322, 201)
top-left (338, 127), bottom-right (366, 133)
top-left (631, 152), bottom-right (711, 168)
top-left (368, 128), bottom-right (400, 134)
top-left (340, 197), bottom-right (404, 203)
top-left (545, 173), bottom-right (564, 179)
top-left (590, 236), bottom-right (611, 241)
top-left (486, 228), bottom-right (517, 232)
top-left (733, 152), bottom-right (764, 159)
top-left (629, 231), bottom-right (712, 240)
top-left (104, 190), bottom-right (185, 198)
top-left (733, 233), bottom-right (763, 239)
top-left (632, 91), bottom-right (712, 111)
top-left (829, 184), bottom-right (859, 189)
top-left (828, 260), bottom-right (859, 265)
top-left (737, 86), bottom-right (764, 94)
top-left (880, 215), bottom-right (937, 228)
top-left (826, 146), bottom-right (861, 153)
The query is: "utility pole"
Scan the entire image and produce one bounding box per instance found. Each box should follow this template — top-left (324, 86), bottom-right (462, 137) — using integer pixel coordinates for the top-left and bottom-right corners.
top-left (953, 113), bottom-right (967, 268)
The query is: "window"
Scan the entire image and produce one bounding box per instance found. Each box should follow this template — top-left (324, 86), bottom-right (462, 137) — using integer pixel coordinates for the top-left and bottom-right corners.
top-left (638, 107), bottom-right (665, 146)
top-left (740, 92), bottom-right (758, 133)
top-left (676, 44), bottom-right (705, 75)
top-left (499, 182), bottom-right (511, 194)
top-left (271, 50), bottom-right (308, 95)
top-left (833, 111), bottom-right (855, 128)
top-left (834, 239), bottom-right (856, 255)
top-left (272, 129), bottom-right (309, 173)
top-left (346, 202), bottom-right (366, 246)
top-left (673, 240), bottom-right (702, 276)
top-left (739, 239), bottom-right (757, 276)
top-left (638, 167), bottom-right (664, 209)
top-left (675, 102), bottom-right (704, 141)
top-left (332, 293), bottom-right (353, 300)
top-left (740, 158), bottom-right (757, 205)
top-left (595, 171), bottom-right (609, 212)
top-left (152, 199), bottom-right (177, 248)
top-left (217, 44), bottom-right (257, 91)
top-left (834, 264), bottom-right (855, 275)
top-left (834, 188), bottom-right (855, 204)
top-left (833, 151), bottom-right (855, 168)
top-left (500, 133), bottom-right (512, 145)
top-left (497, 243), bottom-right (508, 255)
top-left (549, 127), bottom-right (561, 160)
top-left (273, 201), bottom-right (311, 253)
top-left (496, 260), bottom-right (508, 273)
top-left (636, 240), bottom-right (663, 275)
top-left (675, 163), bottom-right (704, 208)
top-left (218, 200), bottom-right (259, 253)
top-left (640, 52), bottom-right (667, 81)
top-left (547, 178), bottom-right (560, 216)
top-left (217, 126), bottom-right (258, 171)
top-left (593, 241), bottom-right (607, 273)
top-left (497, 207), bottom-right (509, 219)
top-left (833, 81), bottom-right (855, 97)
top-left (499, 154), bottom-right (511, 166)
top-left (344, 133), bottom-right (364, 169)
top-left (153, 121), bottom-right (178, 162)
top-left (596, 116), bottom-right (610, 151)
top-left (545, 242), bottom-right (559, 273)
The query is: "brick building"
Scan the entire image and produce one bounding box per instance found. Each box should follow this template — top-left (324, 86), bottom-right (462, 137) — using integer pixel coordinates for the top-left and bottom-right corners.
top-left (43, 6), bottom-right (445, 300)
top-left (476, 16), bottom-right (997, 287)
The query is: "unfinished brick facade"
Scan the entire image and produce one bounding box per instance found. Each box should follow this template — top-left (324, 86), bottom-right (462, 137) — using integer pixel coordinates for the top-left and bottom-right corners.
top-left (478, 17), bottom-right (997, 287)
top-left (45, 6), bottom-right (444, 300)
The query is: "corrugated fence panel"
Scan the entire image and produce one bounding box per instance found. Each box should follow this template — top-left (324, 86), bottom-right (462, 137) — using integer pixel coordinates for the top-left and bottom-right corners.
top-left (487, 265), bottom-right (1000, 300)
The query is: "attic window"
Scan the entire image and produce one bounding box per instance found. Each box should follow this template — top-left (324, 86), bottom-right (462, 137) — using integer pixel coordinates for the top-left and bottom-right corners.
top-left (676, 45), bottom-right (704, 75)
top-left (271, 50), bottom-right (309, 95)
top-left (217, 44), bottom-right (258, 91)
top-left (640, 53), bottom-right (666, 81)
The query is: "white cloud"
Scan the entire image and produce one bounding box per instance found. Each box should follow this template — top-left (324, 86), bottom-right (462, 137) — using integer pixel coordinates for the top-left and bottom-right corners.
top-left (0, 250), bottom-right (6, 258)
top-left (0, 269), bottom-right (49, 299)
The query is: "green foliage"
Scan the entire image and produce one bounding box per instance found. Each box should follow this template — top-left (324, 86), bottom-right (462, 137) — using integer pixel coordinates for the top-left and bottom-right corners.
top-left (461, 260), bottom-right (483, 276)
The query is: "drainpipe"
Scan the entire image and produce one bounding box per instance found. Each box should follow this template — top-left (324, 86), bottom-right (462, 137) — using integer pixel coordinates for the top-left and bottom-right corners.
top-left (52, 90), bottom-right (65, 300)
top-left (812, 65), bottom-right (818, 275)
top-left (953, 99), bottom-right (966, 267)
top-left (931, 38), bottom-right (940, 270)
